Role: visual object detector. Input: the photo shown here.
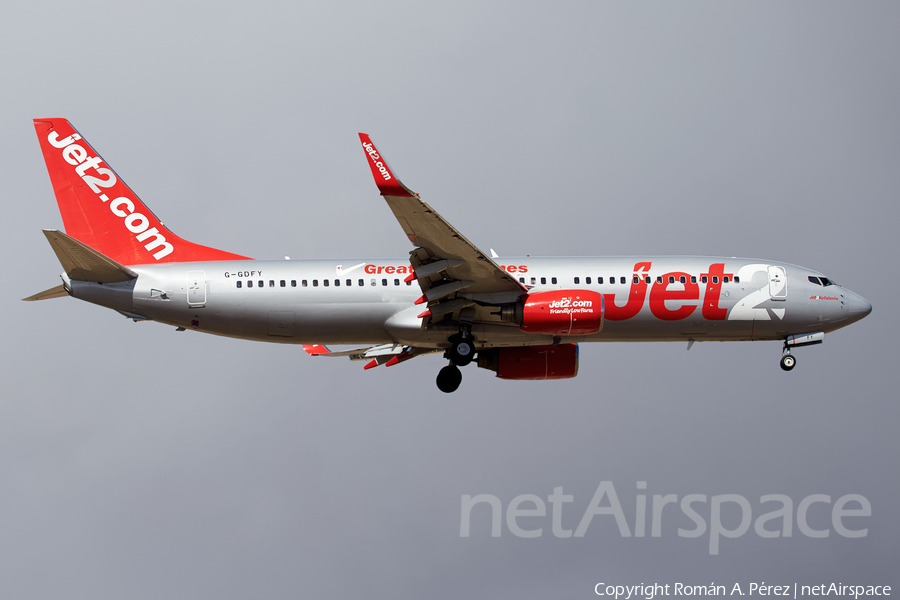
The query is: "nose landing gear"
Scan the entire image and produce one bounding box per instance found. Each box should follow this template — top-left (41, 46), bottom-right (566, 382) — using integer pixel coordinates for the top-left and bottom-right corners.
top-left (780, 339), bottom-right (797, 371)
top-left (780, 352), bottom-right (796, 371)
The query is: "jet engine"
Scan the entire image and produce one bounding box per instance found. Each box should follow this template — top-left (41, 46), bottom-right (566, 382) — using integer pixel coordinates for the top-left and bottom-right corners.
top-left (498, 290), bottom-right (604, 336)
top-left (476, 344), bottom-right (579, 380)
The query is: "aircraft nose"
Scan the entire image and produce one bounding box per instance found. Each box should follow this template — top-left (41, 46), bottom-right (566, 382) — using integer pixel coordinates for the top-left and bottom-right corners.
top-left (847, 292), bottom-right (873, 321)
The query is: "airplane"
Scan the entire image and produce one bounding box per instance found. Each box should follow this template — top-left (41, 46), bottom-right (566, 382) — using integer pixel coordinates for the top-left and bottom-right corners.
top-left (26, 118), bottom-right (872, 393)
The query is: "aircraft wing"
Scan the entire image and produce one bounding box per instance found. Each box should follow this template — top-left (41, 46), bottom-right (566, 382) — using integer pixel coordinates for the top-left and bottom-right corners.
top-left (358, 134), bottom-right (525, 309)
top-left (303, 343), bottom-right (442, 370)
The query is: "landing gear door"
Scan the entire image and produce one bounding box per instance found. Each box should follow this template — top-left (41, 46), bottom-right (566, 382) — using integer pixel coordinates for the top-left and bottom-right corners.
top-left (187, 270), bottom-right (207, 307)
top-left (768, 266), bottom-right (787, 301)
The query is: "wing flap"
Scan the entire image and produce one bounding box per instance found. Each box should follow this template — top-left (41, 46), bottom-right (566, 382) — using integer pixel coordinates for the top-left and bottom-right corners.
top-left (304, 341), bottom-right (443, 369)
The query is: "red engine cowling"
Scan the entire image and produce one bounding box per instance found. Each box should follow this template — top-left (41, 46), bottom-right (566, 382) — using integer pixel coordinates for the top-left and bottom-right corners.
top-left (477, 344), bottom-right (579, 380)
top-left (518, 290), bottom-right (604, 336)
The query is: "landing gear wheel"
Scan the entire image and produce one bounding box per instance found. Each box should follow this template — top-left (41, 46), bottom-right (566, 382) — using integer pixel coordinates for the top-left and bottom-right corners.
top-left (436, 365), bottom-right (462, 393)
top-left (447, 338), bottom-right (475, 366)
top-left (780, 354), bottom-right (796, 371)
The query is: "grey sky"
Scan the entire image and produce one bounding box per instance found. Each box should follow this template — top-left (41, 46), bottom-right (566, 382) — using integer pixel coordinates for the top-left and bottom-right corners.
top-left (2, 2), bottom-right (899, 598)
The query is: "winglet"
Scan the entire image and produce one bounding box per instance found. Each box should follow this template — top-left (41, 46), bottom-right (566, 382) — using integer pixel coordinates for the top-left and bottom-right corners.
top-left (358, 133), bottom-right (415, 198)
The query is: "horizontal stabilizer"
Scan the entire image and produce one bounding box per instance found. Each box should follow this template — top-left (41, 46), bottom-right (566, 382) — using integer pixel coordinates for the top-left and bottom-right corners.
top-left (43, 229), bottom-right (137, 283)
top-left (22, 284), bottom-right (70, 301)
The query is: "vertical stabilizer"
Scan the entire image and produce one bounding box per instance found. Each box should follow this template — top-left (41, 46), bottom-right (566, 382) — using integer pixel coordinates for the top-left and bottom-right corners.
top-left (34, 118), bottom-right (251, 265)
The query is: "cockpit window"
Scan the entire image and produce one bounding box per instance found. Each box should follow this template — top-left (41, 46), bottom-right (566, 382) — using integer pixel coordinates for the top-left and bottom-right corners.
top-left (820, 277), bottom-right (837, 287)
top-left (808, 276), bottom-right (822, 286)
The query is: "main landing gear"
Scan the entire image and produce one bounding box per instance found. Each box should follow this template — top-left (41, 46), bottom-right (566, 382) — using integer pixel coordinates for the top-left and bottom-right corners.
top-left (436, 364), bottom-right (463, 393)
top-left (436, 326), bottom-right (475, 393)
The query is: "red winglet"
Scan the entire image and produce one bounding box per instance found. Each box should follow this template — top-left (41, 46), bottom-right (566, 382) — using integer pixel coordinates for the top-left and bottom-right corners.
top-left (34, 118), bottom-right (251, 265)
top-left (303, 344), bottom-right (331, 356)
top-left (404, 271), bottom-right (417, 283)
top-left (358, 133), bottom-right (415, 198)
top-left (363, 359), bottom-right (379, 370)
top-left (384, 356), bottom-right (401, 367)
top-left (417, 309), bottom-right (431, 319)
top-left (414, 294), bottom-right (427, 305)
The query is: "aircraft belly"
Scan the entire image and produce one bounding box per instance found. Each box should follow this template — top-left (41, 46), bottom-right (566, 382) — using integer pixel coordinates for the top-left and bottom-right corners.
top-left (200, 300), bottom-right (400, 344)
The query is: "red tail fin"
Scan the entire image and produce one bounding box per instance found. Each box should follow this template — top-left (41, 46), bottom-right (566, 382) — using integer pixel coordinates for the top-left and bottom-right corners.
top-left (34, 118), bottom-right (250, 265)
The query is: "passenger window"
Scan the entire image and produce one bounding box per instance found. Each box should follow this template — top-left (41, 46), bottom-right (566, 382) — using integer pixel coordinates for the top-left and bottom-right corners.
top-left (551, 277), bottom-right (557, 284)
top-left (701, 276), bottom-right (708, 284)
top-left (302, 280), bottom-right (308, 287)
top-left (691, 276), bottom-right (697, 284)
top-left (679, 276), bottom-right (686, 284)
top-left (280, 280), bottom-right (286, 287)
top-left (620, 277), bottom-right (626, 284)
top-left (712, 277), bottom-right (718, 284)
top-left (313, 280), bottom-right (318, 287)
top-left (334, 279), bottom-right (340, 286)
top-left (531, 277), bottom-right (536, 284)
top-left (236, 281), bottom-right (242, 288)
top-left (645, 276), bottom-right (651, 284)
top-left (406, 281), bottom-right (412, 286)
top-left (258, 280), bottom-right (263, 288)
top-left (394, 279), bottom-right (400, 286)
top-left (633, 276), bottom-right (639, 284)
top-left (734, 276), bottom-right (740, 283)
top-left (346, 279), bottom-right (352, 286)
top-left (668, 276), bottom-right (675, 284)
top-left (657, 276), bottom-right (663, 284)
top-left (598, 277), bottom-right (603, 284)
top-left (359, 279), bottom-right (364, 286)
top-left (371, 279), bottom-right (376, 286)
top-left (541, 277), bottom-right (547, 285)
top-left (723, 276), bottom-right (729, 283)
top-left (586, 277), bottom-right (591, 284)
top-left (382, 279), bottom-right (387, 286)
top-left (269, 280), bottom-right (275, 287)
top-left (292, 280), bottom-right (297, 287)
top-left (248, 280), bottom-right (253, 288)
top-left (323, 279), bottom-right (329, 287)
top-left (574, 277), bottom-right (580, 284)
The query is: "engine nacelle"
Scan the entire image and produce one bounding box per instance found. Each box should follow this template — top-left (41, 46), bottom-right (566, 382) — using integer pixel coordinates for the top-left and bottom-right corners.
top-left (499, 290), bottom-right (604, 336)
top-left (477, 344), bottom-right (579, 380)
